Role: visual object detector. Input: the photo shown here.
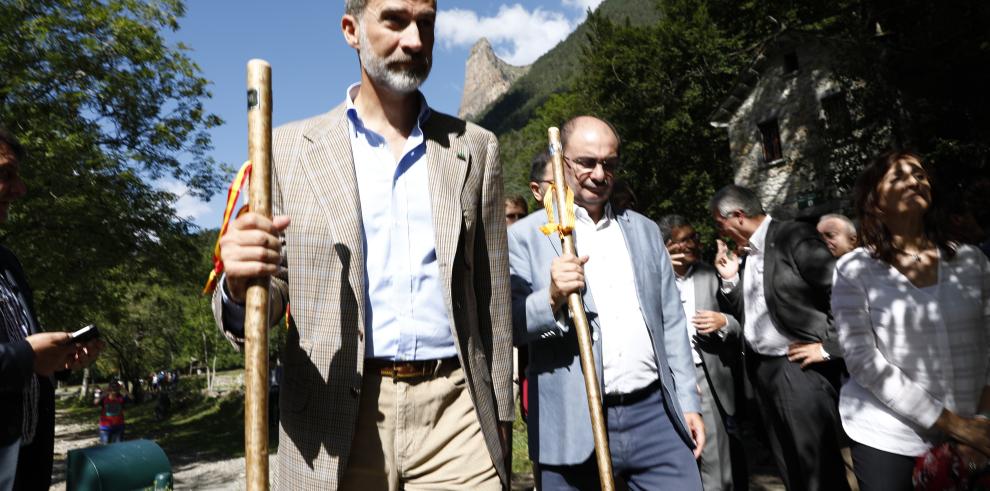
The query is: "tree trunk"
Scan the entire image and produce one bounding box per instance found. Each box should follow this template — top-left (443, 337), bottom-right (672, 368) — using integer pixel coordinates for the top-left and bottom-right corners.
top-left (79, 367), bottom-right (90, 400)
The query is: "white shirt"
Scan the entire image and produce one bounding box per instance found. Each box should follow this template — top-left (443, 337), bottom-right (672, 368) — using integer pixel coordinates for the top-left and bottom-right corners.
top-left (832, 245), bottom-right (990, 456)
top-left (674, 268), bottom-right (703, 365)
top-left (574, 205), bottom-right (658, 395)
top-left (742, 216), bottom-right (798, 356)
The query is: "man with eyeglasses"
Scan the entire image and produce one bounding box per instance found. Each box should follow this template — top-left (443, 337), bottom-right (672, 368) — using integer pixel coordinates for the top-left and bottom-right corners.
top-left (658, 214), bottom-right (746, 491)
top-left (528, 150), bottom-right (553, 202)
top-left (509, 115), bottom-right (704, 489)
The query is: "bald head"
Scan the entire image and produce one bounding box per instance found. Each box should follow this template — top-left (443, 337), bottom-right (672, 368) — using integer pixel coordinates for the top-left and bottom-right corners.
top-left (817, 214), bottom-right (858, 257)
top-left (559, 116), bottom-right (621, 222)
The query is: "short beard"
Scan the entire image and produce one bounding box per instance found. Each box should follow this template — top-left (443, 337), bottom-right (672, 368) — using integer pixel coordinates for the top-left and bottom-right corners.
top-left (358, 24), bottom-right (431, 94)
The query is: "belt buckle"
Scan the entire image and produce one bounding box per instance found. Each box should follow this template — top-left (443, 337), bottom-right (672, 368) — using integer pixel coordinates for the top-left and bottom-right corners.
top-left (392, 362), bottom-right (425, 379)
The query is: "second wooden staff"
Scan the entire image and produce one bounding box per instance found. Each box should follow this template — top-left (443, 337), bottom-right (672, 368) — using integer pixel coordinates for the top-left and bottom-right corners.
top-left (547, 127), bottom-right (615, 491)
top-left (244, 58), bottom-right (272, 491)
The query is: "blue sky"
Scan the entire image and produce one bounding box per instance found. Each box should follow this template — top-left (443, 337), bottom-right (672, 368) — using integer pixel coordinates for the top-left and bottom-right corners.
top-left (162, 0), bottom-right (604, 229)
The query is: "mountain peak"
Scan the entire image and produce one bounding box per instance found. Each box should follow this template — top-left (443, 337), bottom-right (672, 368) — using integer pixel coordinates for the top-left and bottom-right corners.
top-left (458, 38), bottom-right (531, 121)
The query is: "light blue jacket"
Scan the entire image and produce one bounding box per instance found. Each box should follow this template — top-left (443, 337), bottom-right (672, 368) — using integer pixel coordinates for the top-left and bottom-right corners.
top-left (508, 207), bottom-right (701, 466)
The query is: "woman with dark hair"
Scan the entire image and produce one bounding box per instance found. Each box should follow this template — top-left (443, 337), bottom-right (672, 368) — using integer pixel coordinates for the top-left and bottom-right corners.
top-left (831, 150), bottom-right (990, 490)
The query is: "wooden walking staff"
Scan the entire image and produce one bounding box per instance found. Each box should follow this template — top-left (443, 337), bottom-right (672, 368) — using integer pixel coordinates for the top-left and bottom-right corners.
top-left (244, 59), bottom-right (273, 491)
top-left (547, 127), bottom-right (615, 491)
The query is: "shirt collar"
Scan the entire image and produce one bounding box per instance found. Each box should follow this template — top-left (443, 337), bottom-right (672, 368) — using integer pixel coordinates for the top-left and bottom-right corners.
top-left (748, 215), bottom-right (773, 253)
top-left (675, 263), bottom-right (695, 281)
top-left (574, 203), bottom-right (614, 230)
top-left (344, 82), bottom-right (432, 132)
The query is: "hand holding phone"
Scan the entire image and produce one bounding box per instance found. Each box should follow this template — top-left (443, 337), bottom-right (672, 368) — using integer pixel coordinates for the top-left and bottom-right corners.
top-left (70, 324), bottom-right (100, 344)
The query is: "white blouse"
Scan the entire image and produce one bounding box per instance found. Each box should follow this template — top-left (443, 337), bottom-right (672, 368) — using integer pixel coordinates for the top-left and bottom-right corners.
top-left (831, 244), bottom-right (990, 456)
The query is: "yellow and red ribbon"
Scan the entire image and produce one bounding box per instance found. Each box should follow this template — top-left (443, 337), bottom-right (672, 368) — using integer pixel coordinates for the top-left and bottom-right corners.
top-left (539, 183), bottom-right (576, 237)
top-left (202, 160), bottom-right (252, 295)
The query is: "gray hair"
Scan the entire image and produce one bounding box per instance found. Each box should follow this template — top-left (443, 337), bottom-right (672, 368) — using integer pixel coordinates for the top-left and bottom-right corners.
top-left (656, 214), bottom-right (690, 243)
top-left (345, 0), bottom-right (367, 17)
top-left (819, 213), bottom-right (857, 236)
top-left (709, 184), bottom-right (765, 218)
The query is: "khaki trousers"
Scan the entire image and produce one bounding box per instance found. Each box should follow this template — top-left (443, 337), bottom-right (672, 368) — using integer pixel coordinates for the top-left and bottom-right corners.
top-left (340, 363), bottom-right (500, 491)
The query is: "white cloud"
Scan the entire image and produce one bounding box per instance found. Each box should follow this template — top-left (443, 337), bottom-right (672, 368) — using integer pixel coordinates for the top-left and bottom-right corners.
top-left (160, 180), bottom-right (212, 223)
top-left (436, 5), bottom-right (574, 65)
top-left (562, 0), bottom-right (606, 12)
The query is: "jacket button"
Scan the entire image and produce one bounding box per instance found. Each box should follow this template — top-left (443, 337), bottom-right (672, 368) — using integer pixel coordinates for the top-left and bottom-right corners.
top-left (592, 331), bottom-right (600, 342)
top-left (350, 386), bottom-right (361, 398)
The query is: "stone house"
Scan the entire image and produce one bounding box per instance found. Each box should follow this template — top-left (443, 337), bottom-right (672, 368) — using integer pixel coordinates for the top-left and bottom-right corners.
top-left (710, 31), bottom-right (865, 219)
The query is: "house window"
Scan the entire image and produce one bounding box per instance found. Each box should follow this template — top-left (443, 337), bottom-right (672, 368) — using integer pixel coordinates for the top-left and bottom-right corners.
top-left (783, 51), bottom-right (799, 74)
top-left (758, 119), bottom-right (783, 162)
top-left (821, 92), bottom-right (851, 137)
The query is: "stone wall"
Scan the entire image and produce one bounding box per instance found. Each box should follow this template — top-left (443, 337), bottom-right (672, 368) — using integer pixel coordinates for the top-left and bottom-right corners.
top-left (724, 37), bottom-right (845, 219)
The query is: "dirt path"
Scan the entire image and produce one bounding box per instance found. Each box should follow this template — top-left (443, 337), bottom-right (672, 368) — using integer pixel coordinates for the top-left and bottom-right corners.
top-left (50, 406), bottom-right (251, 490)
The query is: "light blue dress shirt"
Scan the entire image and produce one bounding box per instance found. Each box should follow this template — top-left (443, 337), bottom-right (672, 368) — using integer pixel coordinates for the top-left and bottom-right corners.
top-left (345, 84), bottom-right (455, 360)
top-left (221, 85), bottom-right (456, 361)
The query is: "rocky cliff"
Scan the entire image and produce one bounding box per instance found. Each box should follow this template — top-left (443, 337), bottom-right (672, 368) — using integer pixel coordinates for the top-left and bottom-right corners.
top-left (458, 38), bottom-right (530, 121)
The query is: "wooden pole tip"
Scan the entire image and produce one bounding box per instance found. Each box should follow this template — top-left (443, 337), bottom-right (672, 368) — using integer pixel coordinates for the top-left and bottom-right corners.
top-left (247, 59), bottom-right (271, 70)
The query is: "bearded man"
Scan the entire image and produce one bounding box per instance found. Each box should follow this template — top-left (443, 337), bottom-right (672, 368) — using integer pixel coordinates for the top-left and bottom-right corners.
top-left (212, 0), bottom-right (513, 489)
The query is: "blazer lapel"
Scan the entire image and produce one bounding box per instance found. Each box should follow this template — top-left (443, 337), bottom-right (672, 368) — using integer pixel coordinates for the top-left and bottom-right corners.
top-left (424, 133), bottom-right (467, 276)
top-left (762, 219), bottom-right (779, 297)
top-left (614, 212), bottom-right (650, 320)
top-left (299, 107), bottom-right (367, 327)
top-left (422, 120), bottom-right (468, 348)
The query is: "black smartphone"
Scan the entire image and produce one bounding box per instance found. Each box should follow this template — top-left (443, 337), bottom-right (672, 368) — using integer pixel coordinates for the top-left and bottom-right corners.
top-left (70, 324), bottom-right (100, 344)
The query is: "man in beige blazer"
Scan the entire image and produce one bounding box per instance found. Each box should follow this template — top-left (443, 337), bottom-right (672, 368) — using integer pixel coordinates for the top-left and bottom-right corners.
top-left (212, 1), bottom-right (513, 489)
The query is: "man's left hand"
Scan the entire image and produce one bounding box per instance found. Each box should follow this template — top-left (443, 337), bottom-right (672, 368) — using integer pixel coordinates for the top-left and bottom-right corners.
top-left (787, 342), bottom-right (826, 369)
top-left (684, 412), bottom-right (705, 459)
top-left (693, 310), bottom-right (727, 335)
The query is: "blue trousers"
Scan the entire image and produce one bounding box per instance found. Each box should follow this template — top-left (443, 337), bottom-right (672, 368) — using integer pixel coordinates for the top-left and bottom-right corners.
top-left (99, 426), bottom-right (124, 444)
top-left (0, 439), bottom-right (19, 491)
top-left (541, 386), bottom-right (703, 491)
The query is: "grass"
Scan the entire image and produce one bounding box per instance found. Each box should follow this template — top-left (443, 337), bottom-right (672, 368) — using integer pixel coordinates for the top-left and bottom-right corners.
top-left (57, 377), bottom-right (276, 465)
top-left (512, 406), bottom-right (534, 476)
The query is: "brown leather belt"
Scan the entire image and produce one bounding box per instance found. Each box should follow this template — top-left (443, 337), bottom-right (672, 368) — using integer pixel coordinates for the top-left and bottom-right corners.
top-left (365, 357), bottom-right (459, 380)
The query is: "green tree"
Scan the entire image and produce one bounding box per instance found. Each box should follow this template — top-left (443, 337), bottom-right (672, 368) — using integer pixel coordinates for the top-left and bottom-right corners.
top-left (0, 0), bottom-right (231, 381)
top-left (570, 0), bottom-right (740, 235)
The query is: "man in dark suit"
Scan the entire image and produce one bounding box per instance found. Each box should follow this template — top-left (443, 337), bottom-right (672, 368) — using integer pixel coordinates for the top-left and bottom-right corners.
top-left (658, 214), bottom-right (745, 491)
top-left (213, 0), bottom-right (513, 488)
top-left (1, 127), bottom-right (102, 490)
top-left (709, 185), bottom-right (848, 491)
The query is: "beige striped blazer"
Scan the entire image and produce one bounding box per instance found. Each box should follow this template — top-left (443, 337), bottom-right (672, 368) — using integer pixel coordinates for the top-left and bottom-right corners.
top-left (212, 103), bottom-right (513, 489)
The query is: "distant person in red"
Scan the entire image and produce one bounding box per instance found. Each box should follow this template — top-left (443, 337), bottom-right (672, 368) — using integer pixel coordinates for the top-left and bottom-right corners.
top-left (96, 381), bottom-right (128, 444)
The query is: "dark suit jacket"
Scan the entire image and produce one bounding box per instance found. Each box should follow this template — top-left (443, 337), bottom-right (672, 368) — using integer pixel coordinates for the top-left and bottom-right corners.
top-left (690, 262), bottom-right (741, 416)
top-left (0, 245), bottom-right (55, 490)
top-left (721, 219), bottom-right (841, 356)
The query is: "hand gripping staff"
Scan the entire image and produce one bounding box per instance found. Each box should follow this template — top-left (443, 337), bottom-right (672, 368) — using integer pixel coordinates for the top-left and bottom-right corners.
top-left (244, 59), bottom-right (272, 491)
top-left (542, 127), bottom-right (615, 490)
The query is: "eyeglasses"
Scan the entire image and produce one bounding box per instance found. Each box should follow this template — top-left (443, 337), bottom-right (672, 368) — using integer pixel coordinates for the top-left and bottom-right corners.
top-left (563, 155), bottom-right (621, 174)
top-left (667, 233), bottom-right (700, 246)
